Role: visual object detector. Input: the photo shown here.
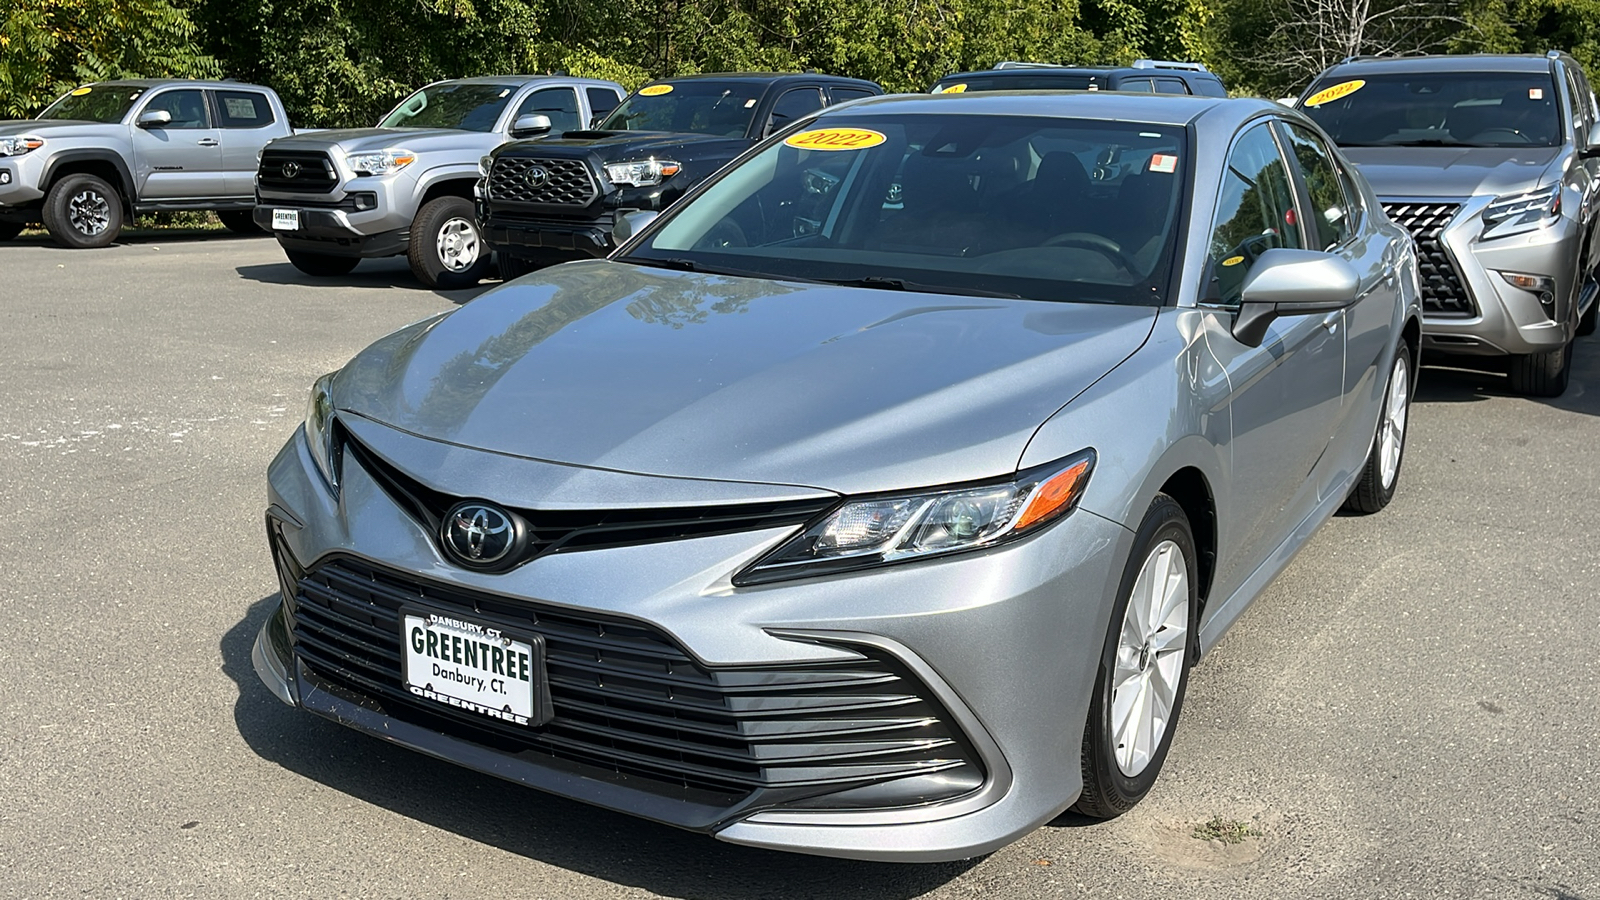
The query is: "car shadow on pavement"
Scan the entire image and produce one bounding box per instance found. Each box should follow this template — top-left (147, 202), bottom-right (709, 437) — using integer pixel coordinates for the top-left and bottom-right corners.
top-left (222, 596), bottom-right (979, 897)
top-left (10, 229), bottom-right (273, 247)
top-left (235, 259), bottom-right (494, 304)
top-left (1415, 333), bottom-right (1599, 416)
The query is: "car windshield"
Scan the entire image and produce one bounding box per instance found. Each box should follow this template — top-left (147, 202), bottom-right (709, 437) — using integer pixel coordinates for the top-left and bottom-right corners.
top-left (378, 83), bottom-right (519, 132)
top-left (1301, 72), bottom-right (1563, 148)
top-left (36, 85), bottom-right (146, 123)
top-left (597, 81), bottom-right (764, 137)
top-left (620, 114), bottom-right (1186, 305)
top-left (935, 74), bottom-right (1102, 92)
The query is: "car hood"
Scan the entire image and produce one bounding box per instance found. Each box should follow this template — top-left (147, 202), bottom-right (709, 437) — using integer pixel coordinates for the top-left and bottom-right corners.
top-left (0, 119), bottom-right (113, 138)
top-left (333, 260), bottom-right (1156, 495)
top-left (1341, 146), bottom-right (1564, 199)
top-left (510, 130), bottom-right (749, 161)
top-left (266, 127), bottom-right (502, 154)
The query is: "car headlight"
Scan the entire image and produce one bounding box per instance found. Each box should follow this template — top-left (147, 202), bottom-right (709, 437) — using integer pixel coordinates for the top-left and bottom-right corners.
top-left (0, 136), bottom-right (44, 157)
top-left (346, 148), bottom-right (416, 176)
top-left (478, 155), bottom-right (493, 178)
top-left (304, 372), bottom-right (341, 492)
top-left (1482, 183), bottom-right (1560, 234)
top-left (604, 158), bottom-right (681, 187)
top-left (734, 450), bottom-right (1096, 586)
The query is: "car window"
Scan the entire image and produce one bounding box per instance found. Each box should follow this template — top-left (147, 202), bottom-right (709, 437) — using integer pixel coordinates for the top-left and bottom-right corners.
top-left (626, 114), bottom-right (1187, 306)
top-left (933, 74), bottom-right (1102, 92)
top-left (829, 87), bottom-right (876, 105)
top-left (1205, 122), bottom-right (1303, 307)
top-left (1155, 78), bottom-right (1191, 95)
top-left (1282, 124), bottom-right (1354, 250)
top-left (378, 83), bottom-right (519, 132)
top-left (1301, 72), bottom-right (1562, 148)
top-left (599, 80), bottom-right (765, 136)
top-left (1120, 79), bottom-right (1156, 93)
top-left (586, 87), bottom-right (622, 119)
top-left (768, 88), bottom-right (826, 135)
top-left (213, 90), bottom-right (275, 128)
top-left (37, 84), bottom-right (146, 123)
top-left (1562, 64), bottom-right (1592, 138)
top-left (143, 89), bottom-right (210, 129)
top-left (516, 87), bottom-right (581, 133)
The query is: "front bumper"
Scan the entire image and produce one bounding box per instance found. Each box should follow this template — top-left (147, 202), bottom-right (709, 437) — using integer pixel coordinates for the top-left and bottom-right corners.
top-left (1384, 195), bottom-right (1581, 356)
top-left (254, 203), bottom-right (409, 259)
top-left (0, 153), bottom-right (48, 212)
top-left (254, 417), bottom-right (1133, 861)
top-left (481, 211), bottom-right (612, 260)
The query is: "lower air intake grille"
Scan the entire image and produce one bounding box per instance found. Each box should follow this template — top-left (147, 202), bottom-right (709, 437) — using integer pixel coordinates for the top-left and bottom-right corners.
top-left (280, 553), bottom-right (983, 806)
top-left (1381, 202), bottom-right (1475, 317)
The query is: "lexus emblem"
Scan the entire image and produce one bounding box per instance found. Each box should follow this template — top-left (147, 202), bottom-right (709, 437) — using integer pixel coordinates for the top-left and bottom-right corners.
top-left (441, 502), bottom-right (518, 567)
top-left (281, 161), bottom-right (301, 179)
top-left (526, 165), bottom-right (550, 187)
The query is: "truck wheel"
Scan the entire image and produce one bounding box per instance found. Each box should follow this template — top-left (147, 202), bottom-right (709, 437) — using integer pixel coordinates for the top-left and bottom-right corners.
top-left (409, 196), bottom-right (490, 289)
top-left (218, 210), bottom-right (262, 234)
top-left (284, 249), bottom-right (360, 277)
top-left (41, 174), bottom-right (123, 248)
top-left (1507, 341), bottom-right (1572, 397)
top-left (0, 222), bottom-right (23, 242)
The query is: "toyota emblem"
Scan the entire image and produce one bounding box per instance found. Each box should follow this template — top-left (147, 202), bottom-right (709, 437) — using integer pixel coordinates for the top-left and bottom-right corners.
top-left (281, 161), bottom-right (301, 179)
top-left (441, 502), bottom-right (519, 568)
top-left (526, 165), bottom-right (550, 188)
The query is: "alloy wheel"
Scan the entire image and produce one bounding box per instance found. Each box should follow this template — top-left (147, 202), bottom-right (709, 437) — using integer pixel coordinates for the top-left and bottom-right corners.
top-left (436, 217), bottom-right (481, 272)
top-left (1379, 356), bottom-right (1409, 490)
top-left (1111, 539), bottom-right (1190, 777)
top-left (68, 190), bottom-right (111, 236)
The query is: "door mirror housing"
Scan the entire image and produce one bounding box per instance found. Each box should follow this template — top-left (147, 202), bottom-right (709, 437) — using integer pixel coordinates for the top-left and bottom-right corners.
top-left (1231, 248), bottom-right (1361, 346)
top-left (612, 209), bottom-right (659, 245)
top-left (509, 114), bottom-right (552, 138)
top-left (1582, 122), bottom-right (1600, 159)
top-left (136, 110), bottom-right (172, 129)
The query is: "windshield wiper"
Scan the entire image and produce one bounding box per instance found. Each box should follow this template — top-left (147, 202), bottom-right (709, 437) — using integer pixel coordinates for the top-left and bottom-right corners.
top-left (622, 256), bottom-right (825, 283)
top-left (820, 276), bottom-right (1023, 299)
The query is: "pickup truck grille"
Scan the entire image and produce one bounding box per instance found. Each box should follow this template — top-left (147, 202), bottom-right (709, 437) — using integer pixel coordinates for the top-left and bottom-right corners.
top-left (489, 157), bottom-right (597, 206)
top-left (1381, 202), bottom-right (1475, 317)
top-left (259, 149), bottom-right (339, 194)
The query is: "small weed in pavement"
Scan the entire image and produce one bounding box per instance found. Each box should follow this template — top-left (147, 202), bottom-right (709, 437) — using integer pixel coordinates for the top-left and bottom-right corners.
top-left (1192, 816), bottom-right (1262, 844)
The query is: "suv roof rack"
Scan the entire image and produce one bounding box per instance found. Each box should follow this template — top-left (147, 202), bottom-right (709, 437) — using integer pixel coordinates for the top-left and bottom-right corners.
top-left (992, 61), bottom-right (1067, 70)
top-left (1130, 58), bottom-right (1209, 72)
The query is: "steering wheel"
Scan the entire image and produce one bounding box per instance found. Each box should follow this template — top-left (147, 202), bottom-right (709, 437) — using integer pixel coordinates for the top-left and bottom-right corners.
top-left (694, 219), bottom-right (748, 250)
top-left (1469, 127), bottom-right (1532, 144)
top-left (1042, 232), bottom-right (1139, 272)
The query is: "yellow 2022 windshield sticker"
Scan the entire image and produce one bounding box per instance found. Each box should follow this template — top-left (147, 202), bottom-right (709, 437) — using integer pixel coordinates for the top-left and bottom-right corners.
top-left (939, 83), bottom-right (968, 94)
top-left (71, 86), bottom-right (93, 96)
top-left (1303, 80), bottom-right (1365, 108)
top-left (638, 84), bottom-right (673, 97)
top-left (785, 128), bottom-right (887, 151)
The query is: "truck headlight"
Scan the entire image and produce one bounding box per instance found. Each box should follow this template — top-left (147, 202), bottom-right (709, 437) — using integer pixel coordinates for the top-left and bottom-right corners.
top-left (1482, 183), bottom-right (1560, 236)
top-left (346, 148), bottom-right (416, 176)
top-left (0, 136), bottom-right (44, 157)
top-left (304, 372), bottom-right (341, 493)
top-left (734, 450), bottom-right (1096, 585)
top-left (604, 159), bottom-right (681, 187)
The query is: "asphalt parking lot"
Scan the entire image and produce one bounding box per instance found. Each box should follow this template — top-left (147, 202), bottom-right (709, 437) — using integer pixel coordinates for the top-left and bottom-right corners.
top-left (1, 232), bottom-right (1596, 899)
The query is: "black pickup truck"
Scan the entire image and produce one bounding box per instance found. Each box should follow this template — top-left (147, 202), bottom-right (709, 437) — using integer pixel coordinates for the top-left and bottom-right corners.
top-left (478, 72), bottom-right (882, 277)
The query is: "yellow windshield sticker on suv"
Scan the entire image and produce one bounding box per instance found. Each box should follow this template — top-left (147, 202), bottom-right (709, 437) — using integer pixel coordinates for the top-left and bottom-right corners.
top-left (940, 83), bottom-right (968, 94)
top-left (638, 84), bottom-right (673, 97)
top-left (1304, 80), bottom-right (1365, 108)
top-left (71, 86), bottom-right (92, 96)
top-left (784, 128), bottom-right (888, 151)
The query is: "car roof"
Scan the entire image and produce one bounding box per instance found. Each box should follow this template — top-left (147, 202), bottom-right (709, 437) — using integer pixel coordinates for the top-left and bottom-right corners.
top-left (936, 67), bottom-right (1218, 82)
top-left (821, 90), bottom-right (1261, 128)
top-left (427, 75), bottom-right (624, 88)
top-left (88, 78), bottom-right (276, 91)
top-left (649, 72), bottom-right (880, 89)
top-left (1317, 54), bottom-right (1558, 78)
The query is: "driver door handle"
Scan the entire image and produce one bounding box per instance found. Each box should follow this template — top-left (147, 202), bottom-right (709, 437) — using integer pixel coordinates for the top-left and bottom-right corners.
top-left (197, 138), bottom-right (219, 147)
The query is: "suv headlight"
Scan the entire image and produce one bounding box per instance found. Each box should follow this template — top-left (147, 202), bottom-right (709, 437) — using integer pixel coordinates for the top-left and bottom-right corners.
top-left (478, 155), bottom-right (493, 178)
top-left (604, 159), bottom-right (681, 187)
top-left (0, 136), bottom-right (44, 157)
top-left (1482, 183), bottom-right (1561, 235)
top-left (346, 148), bottom-right (416, 176)
top-left (734, 450), bottom-right (1096, 586)
top-left (304, 372), bottom-right (340, 492)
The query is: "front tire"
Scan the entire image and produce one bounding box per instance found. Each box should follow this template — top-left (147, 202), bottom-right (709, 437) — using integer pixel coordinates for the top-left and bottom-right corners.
top-left (218, 210), bottom-right (262, 234)
top-left (1343, 343), bottom-right (1412, 515)
top-left (41, 174), bottom-right (123, 248)
top-left (408, 196), bottom-right (490, 289)
top-left (284, 249), bottom-right (360, 277)
top-left (1507, 341), bottom-right (1571, 397)
top-left (1073, 494), bottom-right (1197, 819)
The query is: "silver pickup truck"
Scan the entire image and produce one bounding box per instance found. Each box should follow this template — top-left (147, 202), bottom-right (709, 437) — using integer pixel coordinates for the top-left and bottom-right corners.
top-left (254, 76), bottom-right (626, 288)
top-left (0, 79), bottom-right (294, 247)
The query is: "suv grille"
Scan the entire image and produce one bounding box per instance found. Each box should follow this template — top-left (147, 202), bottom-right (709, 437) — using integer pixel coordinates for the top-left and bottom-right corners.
top-left (258, 149), bottom-right (339, 194)
top-left (489, 157), bottom-right (597, 206)
top-left (276, 551), bottom-right (981, 805)
top-left (1381, 202), bottom-right (1475, 317)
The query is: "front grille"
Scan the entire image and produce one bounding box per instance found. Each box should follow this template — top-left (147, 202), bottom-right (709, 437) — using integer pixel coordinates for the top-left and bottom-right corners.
top-left (279, 553), bottom-right (981, 806)
top-left (1381, 202), bottom-right (1475, 317)
top-left (258, 149), bottom-right (339, 194)
top-left (489, 157), bottom-right (597, 206)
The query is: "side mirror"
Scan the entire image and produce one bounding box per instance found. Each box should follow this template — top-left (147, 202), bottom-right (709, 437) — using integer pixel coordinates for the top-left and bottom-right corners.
top-left (509, 114), bottom-right (552, 138)
top-left (612, 209), bottom-right (659, 245)
top-left (589, 114), bottom-right (606, 130)
top-left (136, 110), bottom-right (172, 129)
top-left (1582, 122), bottom-right (1600, 159)
top-left (1231, 248), bottom-right (1360, 346)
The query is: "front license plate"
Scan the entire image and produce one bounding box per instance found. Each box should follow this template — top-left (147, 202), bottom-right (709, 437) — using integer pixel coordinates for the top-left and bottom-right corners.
top-left (401, 611), bottom-right (543, 725)
top-left (271, 208), bottom-right (299, 231)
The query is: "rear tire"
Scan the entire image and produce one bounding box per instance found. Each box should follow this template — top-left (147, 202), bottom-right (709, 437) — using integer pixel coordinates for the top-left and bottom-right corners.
top-left (1073, 494), bottom-right (1197, 820)
top-left (408, 196), bottom-right (490, 289)
top-left (1507, 341), bottom-right (1572, 397)
top-left (41, 174), bottom-right (123, 248)
top-left (0, 221), bottom-right (24, 242)
top-left (219, 210), bottom-right (262, 234)
top-left (1343, 343), bottom-right (1412, 515)
top-left (284, 249), bottom-right (360, 277)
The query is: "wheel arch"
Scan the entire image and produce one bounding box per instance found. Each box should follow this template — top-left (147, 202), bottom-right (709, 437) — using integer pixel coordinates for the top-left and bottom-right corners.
top-left (1154, 466), bottom-right (1217, 615)
top-left (416, 171), bottom-right (479, 208)
top-left (41, 150), bottom-right (136, 213)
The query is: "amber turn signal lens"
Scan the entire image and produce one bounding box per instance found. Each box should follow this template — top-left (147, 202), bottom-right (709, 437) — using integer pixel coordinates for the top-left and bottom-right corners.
top-left (1015, 458), bottom-right (1094, 532)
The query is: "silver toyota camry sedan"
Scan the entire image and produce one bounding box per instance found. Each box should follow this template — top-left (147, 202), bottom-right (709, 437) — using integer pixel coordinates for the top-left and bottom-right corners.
top-left (253, 92), bottom-right (1422, 862)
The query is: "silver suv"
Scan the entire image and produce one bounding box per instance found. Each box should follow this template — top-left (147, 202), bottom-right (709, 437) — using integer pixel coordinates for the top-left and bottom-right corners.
top-left (254, 76), bottom-right (625, 288)
top-left (1300, 52), bottom-right (1600, 396)
top-left (0, 80), bottom-right (294, 247)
